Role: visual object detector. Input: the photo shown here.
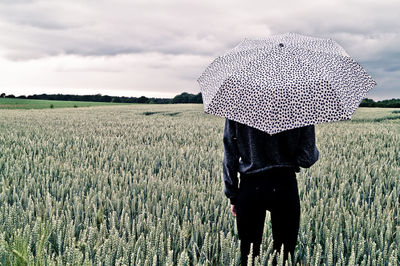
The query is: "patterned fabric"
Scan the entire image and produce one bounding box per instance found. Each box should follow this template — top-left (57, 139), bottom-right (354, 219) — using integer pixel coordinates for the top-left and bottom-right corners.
top-left (197, 32), bottom-right (377, 134)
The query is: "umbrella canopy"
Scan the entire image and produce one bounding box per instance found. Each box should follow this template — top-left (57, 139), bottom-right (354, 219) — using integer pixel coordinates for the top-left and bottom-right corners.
top-left (197, 32), bottom-right (377, 134)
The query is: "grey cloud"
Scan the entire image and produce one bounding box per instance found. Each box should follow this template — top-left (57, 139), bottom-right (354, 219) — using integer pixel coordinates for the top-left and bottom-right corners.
top-left (0, 0), bottom-right (33, 4)
top-left (364, 52), bottom-right (400, 73)
top-left (1, 0), bottom-right (399, 60)
top-left (0, 1), bottom-right (89, 30)
top-left (0, 0), bottom-right (398, 99)
top-left (0, 0), bottom-right (232, 60)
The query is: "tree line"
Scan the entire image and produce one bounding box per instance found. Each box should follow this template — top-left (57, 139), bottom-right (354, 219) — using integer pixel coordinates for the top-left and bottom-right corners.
top-left (1, 92), bottom-right (399, 107)
top-left (0, 92), bottom-right (203, 104)
top-left (359, 98), bottom-right (400, 108)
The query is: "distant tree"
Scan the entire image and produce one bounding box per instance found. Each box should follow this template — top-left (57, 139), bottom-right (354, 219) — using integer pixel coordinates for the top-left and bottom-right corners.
top-left (360, 98), bottom-right (375, 107)
top-left (111, 97), bottom-right (121, 103)
top-left (102, 95), bottom-right (112, 102)
top-left (125, 97), bottom-right (134, 103)
top-left (0, 93), bottom-right (5, 98)
top-left (194, 93), bottom-right (203, 103)
top-left (154, 98), bottom-right (172, 104)
top-left (93, 94), bottom-right (103, 102)
top-left (172, 92), bottom-right (203, 103)
top-left (137, 96), bottom-right (149, 103)
top-left (6, 94), bottom-right (15, 98)
top-left (376, 98), bottom-right (400, 108)
top-left (172, 92), bottom-right (189, 103)
top-left (120, 97), bottom-right (129, 103)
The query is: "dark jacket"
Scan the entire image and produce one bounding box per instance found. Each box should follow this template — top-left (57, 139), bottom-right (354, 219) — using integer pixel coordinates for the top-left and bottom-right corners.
top-left (223, 118), bottom-right (319, 204)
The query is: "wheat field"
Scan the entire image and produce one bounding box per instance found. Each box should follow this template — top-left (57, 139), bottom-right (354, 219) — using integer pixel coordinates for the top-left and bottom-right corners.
top-left (0, 104), bottom-right (399, 265)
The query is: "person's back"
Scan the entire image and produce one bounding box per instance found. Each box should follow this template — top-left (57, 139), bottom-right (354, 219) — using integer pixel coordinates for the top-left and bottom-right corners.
top-left (223, 118), bottom-right (319, 204)
top-left (222, 118), bottom-right (319, 265)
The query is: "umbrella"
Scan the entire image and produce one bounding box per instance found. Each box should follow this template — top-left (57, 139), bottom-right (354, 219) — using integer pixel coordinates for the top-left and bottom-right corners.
top-left (197, 32), bottom-right (377, 134)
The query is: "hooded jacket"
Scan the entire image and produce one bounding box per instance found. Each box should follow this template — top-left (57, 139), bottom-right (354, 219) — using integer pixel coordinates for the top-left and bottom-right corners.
top-left (222, 118), bottom-right (319, 205)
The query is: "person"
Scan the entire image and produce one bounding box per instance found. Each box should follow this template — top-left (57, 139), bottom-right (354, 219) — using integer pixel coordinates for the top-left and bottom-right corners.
top-left (222, 118), bottom-right (319, 265)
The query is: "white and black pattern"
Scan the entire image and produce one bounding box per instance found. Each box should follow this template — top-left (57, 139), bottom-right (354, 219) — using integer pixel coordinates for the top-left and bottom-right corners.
top-left (197, 32), bottom-right (377, 134)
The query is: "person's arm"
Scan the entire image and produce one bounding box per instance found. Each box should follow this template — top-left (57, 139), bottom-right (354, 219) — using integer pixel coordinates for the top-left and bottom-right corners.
top-left (222, 118), bottom-right (240, 205)
top-left (295, 125), bottom-right (319, 168)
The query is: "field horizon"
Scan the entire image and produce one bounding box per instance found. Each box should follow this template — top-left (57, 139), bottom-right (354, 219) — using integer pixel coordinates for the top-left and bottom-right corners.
top-left (0, 98), bottom-right (134, 109)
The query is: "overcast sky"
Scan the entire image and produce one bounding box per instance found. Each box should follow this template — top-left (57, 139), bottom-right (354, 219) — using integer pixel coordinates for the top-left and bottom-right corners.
top-left (0, 0), bottom-right (398, 100)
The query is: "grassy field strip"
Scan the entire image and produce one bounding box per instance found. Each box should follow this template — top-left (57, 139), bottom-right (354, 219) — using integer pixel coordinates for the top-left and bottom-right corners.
top-left (0, 98), bottom-right (133, 109)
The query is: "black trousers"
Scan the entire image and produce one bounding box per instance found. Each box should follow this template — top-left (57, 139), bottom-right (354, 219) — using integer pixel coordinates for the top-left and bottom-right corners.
top-left (235, 168), bottom-right (300, 265)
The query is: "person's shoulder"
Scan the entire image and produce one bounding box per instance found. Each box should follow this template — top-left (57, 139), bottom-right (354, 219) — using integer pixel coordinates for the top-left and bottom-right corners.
top-left (226, 118), bottom-right (242, 128)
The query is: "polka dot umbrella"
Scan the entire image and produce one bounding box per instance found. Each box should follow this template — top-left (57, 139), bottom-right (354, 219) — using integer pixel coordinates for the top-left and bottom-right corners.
top-left (197, 32), bottom-right (377, 134)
